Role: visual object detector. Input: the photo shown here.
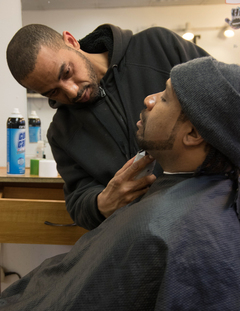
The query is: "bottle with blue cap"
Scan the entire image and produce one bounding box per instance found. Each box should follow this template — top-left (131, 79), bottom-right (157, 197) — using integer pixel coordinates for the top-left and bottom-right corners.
top-left (7, 108), bottom-right (25, 174)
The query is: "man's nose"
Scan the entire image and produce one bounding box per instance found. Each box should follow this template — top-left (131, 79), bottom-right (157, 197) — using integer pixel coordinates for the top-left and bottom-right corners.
top-left (61, 80), bottom-right (79, 100)
top-left (144, 94), bottom-right (156, 111)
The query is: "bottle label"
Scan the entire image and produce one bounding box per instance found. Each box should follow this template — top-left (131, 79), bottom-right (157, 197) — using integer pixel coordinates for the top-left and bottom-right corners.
top-left (7, 128), bottom-right (25, 174)
top-left (29, 126), bottom-right (41, 143)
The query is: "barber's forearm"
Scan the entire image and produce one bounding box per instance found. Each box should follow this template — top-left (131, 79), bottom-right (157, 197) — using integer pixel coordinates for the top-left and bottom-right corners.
top-left (66, 185), bottom-right (105, 230)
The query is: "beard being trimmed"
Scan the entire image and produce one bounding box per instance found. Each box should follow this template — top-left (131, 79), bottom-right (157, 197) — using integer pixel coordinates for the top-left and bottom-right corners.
top-left (136, 133), bottom-right (176, 152)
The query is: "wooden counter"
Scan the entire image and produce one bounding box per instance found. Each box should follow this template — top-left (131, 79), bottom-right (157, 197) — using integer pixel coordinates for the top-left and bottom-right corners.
top-left (0, 167), bottom-right (88, 245)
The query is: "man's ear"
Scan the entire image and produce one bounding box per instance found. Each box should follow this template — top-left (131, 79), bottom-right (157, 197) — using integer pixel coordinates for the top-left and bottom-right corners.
top-left (183, 122), bottom-right (205, 146)
top-left (62, 31), bottom-right (80, 50)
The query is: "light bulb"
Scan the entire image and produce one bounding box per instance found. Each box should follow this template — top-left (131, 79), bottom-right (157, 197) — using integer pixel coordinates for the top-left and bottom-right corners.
top-left (182, 32), bottom-right (194, 41)
top-left (224, 29), bottom-right (235, 38)
top-left (182, 23), bottom-right (194, 41)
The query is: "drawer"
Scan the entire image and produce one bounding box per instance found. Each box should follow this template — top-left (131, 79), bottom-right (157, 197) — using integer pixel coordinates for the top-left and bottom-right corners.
top-left (0, 186), bottom-right (88, 245)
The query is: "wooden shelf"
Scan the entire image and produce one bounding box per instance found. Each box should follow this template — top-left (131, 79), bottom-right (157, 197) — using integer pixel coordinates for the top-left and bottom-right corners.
top-left (0, 167), bottom-right (63, 184)
top-left (0, 167), bottom-right (88, 245)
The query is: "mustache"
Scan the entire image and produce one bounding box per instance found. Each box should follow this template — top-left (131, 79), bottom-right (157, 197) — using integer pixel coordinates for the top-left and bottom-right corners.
top-left (72, 86), bottom-right (88, 104)
top-left (140, 109), bottom-right (147, 128)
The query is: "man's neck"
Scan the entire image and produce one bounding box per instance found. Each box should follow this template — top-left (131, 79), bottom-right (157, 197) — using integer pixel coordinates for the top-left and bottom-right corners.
top-left (84, 51), bottom-right (109, 81)
top-left (156, 149), bottom-right (208, 174)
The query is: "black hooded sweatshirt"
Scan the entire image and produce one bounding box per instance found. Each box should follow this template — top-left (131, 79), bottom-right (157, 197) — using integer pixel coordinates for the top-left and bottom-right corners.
top-left (47, 24), bottom-right (209, 230)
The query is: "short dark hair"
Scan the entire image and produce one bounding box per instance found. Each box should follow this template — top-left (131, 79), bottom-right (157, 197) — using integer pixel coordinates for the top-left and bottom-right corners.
top-left (6, 24), bottom-right (65, 84)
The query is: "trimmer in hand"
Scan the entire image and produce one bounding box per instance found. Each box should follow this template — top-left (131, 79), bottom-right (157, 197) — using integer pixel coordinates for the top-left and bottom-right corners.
top-left (133, 150), bottom-right (156, 180)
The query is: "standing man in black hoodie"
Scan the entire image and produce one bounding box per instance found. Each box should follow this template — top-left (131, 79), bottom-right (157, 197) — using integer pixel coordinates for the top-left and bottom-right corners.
top-left (6, 23), bottom-right (209, 230)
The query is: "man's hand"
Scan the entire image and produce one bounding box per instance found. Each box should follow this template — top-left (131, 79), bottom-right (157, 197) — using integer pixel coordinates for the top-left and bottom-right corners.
top-left (97, 155), bottom-right (157, 218)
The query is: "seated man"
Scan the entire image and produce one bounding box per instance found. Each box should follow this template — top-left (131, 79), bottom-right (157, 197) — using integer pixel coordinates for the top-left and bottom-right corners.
top-left (1, 56), bottom-right (240, 310)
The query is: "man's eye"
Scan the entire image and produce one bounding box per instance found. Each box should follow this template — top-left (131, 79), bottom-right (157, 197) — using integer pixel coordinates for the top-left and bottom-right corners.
top-left (64, 68), bottom-right (70, 78)
top-left (161, 96), bottom-right (166, 102)
top-left (50, 89), bottom-right (58, 97)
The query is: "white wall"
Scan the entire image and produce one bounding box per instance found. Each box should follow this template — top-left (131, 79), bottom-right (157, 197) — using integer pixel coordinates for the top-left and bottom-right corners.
top-left (22, 4), bottom-right (240, 64)
top-left (0, 0), bottom-right (26, 168)
top-left (1, 3), bottom-right (240, 291)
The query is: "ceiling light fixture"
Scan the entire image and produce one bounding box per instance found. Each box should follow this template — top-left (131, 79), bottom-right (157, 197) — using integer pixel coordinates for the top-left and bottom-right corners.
top-left (217, 24), bottom-right (235, 39)
top-left (182, 23), bottom-right (194, 41)
top-left (223, 26), bottom-right (235, 38)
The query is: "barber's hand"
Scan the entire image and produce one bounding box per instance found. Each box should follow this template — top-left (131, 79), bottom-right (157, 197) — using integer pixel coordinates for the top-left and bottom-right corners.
top-left (97, 155), bottom-right (156, 218)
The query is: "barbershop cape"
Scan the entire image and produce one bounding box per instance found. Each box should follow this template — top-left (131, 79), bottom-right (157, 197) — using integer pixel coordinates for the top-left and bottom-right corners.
top-left (1, 174), bottom-right (240, 311)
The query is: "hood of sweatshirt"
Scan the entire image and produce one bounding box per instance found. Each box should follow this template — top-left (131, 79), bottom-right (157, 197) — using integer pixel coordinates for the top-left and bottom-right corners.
top-left (49, 24), bottom-right (132, 109)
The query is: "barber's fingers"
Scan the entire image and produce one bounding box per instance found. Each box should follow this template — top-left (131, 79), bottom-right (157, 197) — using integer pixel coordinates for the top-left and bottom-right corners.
top-left (116, 175), bottom-right (156, 198)
top-left (112, 176), bottom-right (155, 207)
top-left (115, 154), bottom-right (155, 179)
top-left (108, 168), bottom-right (156, 201)
top-left (132, 173), bottom-right (156, 190)
top-left (98, 155), bottom-right (156, 218)
top-left (125, 155), bottom-right (155, 180)
top-left (123, 187), bottom-right (151, 204)
top-left (106, 173), bottom-right (155, 195)
top-left (114, 157), bottom-right (136, 176)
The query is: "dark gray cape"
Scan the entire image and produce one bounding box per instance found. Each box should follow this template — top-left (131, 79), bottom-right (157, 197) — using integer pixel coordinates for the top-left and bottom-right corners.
top-left (1, 174), bottom-right (240, 310)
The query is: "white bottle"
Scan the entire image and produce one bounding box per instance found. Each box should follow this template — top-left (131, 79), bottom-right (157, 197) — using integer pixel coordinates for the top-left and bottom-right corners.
top-left (36, 140), bottom-right (45, 159)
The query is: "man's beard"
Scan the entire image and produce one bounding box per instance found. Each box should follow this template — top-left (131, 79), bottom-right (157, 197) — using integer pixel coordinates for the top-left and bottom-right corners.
top-left (136, 133), bottom-right (176, 151)
top-left (136, 109), bottom-right (177, 151)
top-left (71, 84), bottom-right (100, 104)
top-left (72, 50), bottom-right (100, 104)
